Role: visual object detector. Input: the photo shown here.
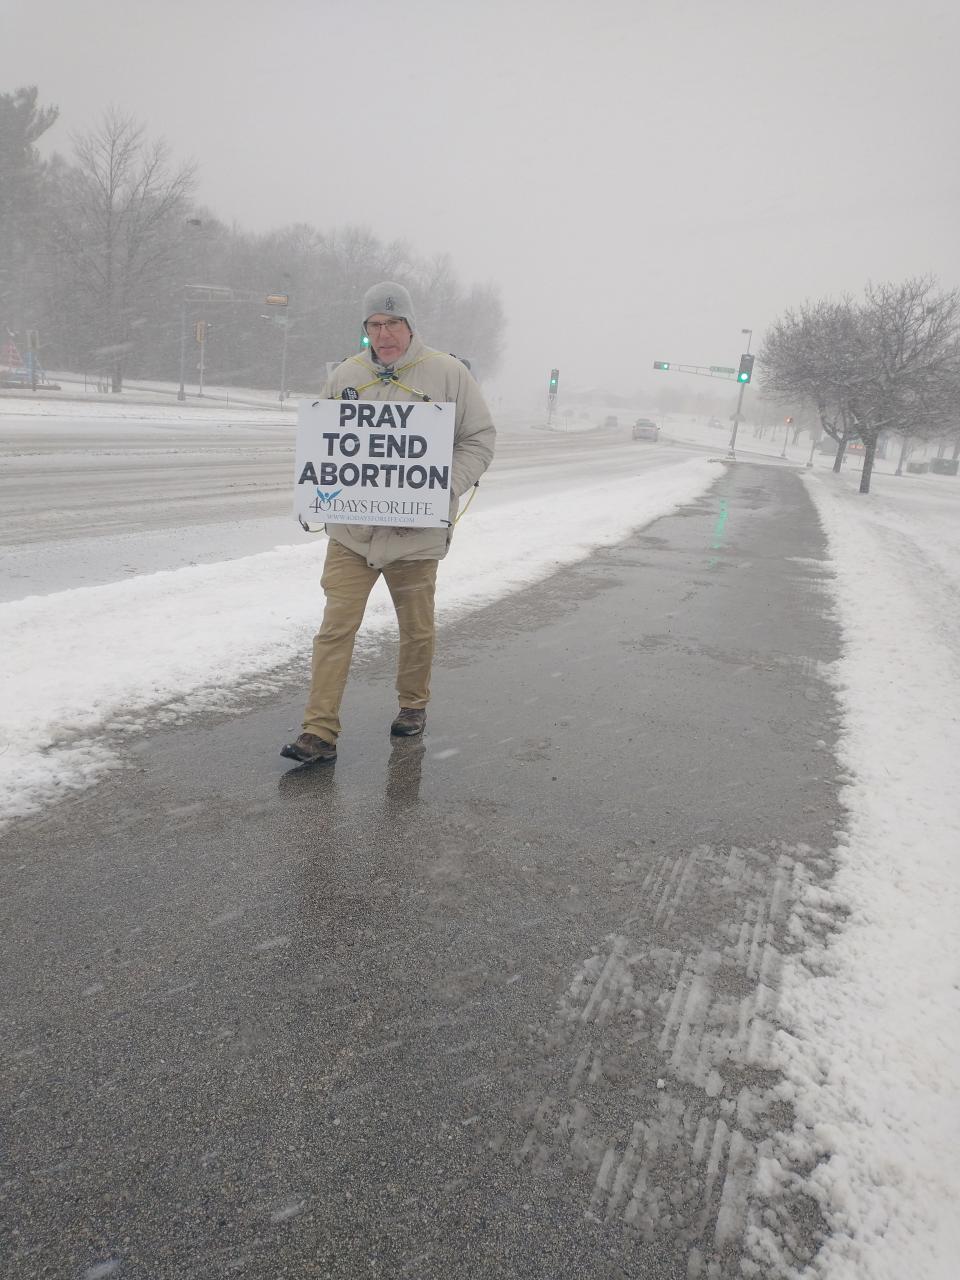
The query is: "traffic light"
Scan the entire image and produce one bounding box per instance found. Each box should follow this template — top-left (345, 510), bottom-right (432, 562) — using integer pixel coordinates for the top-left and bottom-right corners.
top-left (737, 353), bottom-right (755, 384)
top-left (360, 331), bottom-right (370, 349)
top-left (652, 360), bottom-right (670, 371)
top-left (549, 367), bottom-right (559, 394)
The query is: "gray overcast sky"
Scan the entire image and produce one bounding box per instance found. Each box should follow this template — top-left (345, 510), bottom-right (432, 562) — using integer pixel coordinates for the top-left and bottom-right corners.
top-left (4, 0), bottom-right (959, 399)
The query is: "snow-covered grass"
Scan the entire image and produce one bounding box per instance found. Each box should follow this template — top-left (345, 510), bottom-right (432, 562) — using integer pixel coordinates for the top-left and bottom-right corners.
top-left (0, 391), bottom-right (290, 424)
top-left (777, 467), bottom-right (960, 1280)
top-left (0, 456), bottom-right (721, 827)
top-left (13, 370), bottom-right (297, 413)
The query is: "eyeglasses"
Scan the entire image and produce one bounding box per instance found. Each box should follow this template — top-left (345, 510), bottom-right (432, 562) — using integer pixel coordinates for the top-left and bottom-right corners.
top-left (365, 318), bottom-right (408, 335)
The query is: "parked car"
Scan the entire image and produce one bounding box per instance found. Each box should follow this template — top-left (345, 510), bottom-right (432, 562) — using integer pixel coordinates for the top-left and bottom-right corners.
top-left (632, 417), bottom-right (660, 441)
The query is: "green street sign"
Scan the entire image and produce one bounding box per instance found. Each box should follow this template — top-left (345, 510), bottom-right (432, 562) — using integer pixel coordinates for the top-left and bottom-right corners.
top-left (710, 365), bottom-right (736, 374)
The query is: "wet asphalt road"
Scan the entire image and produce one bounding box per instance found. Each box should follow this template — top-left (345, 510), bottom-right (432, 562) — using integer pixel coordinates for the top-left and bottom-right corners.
top-left (1, 463), bottom-right (845, 1280)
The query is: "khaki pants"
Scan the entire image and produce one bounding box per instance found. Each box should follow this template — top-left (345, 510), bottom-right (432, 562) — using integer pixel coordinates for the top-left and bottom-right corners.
top-left (302, 539), bottom-right (439, 743)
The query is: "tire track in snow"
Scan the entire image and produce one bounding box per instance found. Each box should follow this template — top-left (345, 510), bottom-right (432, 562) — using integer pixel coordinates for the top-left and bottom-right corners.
top-left (511, 842), bottom-right (833, 1278)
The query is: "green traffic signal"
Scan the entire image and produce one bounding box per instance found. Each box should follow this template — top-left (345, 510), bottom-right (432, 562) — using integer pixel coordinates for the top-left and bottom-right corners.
top-left (737, 353), bottom-right (754, 384)
top-left (361, 331), bottom-right (370, 348)
top-left (653, 360), bottom-right (670, 371)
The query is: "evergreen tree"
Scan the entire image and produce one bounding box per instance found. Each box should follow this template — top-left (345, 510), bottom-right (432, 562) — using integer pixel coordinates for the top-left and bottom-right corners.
top-left (0, 86), bottom-right (59, 350)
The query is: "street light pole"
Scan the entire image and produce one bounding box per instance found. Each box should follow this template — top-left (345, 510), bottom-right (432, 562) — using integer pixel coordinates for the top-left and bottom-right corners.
top-left (726, 327), bottom-right (752, 460)
top-left (279, 314), bottom-right (289, 404)
top-left (278, 275), bottom-right (291, 405)
top-left (177, 291), bottom-right (187, 402)
top-left (178, 218), bottom-right (206, 403)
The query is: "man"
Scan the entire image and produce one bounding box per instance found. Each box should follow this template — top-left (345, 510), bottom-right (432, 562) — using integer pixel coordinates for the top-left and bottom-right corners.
top-left (281, 281), bottom-right (496, 766)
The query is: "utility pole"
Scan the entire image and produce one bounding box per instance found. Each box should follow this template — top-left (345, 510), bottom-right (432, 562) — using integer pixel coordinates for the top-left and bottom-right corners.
top-left (179, 218), bottom-right (204, 403)
top-left (277, 275), bottom-right (291, 404)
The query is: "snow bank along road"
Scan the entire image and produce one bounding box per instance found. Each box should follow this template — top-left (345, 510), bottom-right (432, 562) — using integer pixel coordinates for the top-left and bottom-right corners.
top-left (0, 403), bottom-right (721, 823)
top-left (1, 404), bottom-right (705, 597)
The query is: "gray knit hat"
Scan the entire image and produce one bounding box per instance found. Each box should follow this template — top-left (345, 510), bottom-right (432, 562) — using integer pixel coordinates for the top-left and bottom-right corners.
top-left (361, 281), bottom-right (415, 331)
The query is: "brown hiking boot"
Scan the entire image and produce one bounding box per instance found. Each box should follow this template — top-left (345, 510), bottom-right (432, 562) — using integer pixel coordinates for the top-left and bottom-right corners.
top-left (280, 732), bottom-right (337, 764)
top-left (390, 707), bottom-right (426, 737)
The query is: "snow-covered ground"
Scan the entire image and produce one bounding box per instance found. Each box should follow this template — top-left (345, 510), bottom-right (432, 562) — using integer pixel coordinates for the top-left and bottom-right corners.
top-left (778, 467), bottom-right (960, 1280)
top-left (1, 397), bottom-right (957, 1278)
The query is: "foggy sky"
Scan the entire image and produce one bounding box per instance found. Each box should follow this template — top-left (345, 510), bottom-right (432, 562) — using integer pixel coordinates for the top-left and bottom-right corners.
top-left (4, 0), bottom-right (959, 401)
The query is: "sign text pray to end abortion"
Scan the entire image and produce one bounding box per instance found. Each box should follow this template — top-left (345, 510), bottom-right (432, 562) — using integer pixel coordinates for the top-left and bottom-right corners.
top-left (294, 399), bottom-right (455, 528)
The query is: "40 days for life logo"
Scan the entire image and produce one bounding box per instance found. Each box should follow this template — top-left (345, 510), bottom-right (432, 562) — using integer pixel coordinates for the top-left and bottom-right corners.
top-left (294, 399), bottom-right (455, 528)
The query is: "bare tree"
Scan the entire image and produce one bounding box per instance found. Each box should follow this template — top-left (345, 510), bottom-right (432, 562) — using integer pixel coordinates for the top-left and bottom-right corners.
top-left (457, 281), bottom-right (505, 379)
top-left (22, 100), bottom-right (507, 393)
top-left (849, 279), bottom-right (960, 491)
top-left (52, 109), bottom-right (195, 390)
top-left (761, 299), bottom-right (861, 473)
top-left (760, 279), bottom-right (960, 492)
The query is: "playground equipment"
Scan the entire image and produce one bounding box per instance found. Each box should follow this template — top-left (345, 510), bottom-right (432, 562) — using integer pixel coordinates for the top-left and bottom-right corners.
top-left (0, 331), bottom-right (61, 390)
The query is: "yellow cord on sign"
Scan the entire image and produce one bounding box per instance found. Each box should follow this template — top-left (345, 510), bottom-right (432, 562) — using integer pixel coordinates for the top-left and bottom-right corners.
top-left (453, 484), bottom-right (479, 525)
top-left (343, 352), bottom-right (441, 400)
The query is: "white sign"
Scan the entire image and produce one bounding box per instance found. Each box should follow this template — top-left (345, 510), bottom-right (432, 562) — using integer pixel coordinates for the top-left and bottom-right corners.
top-left (294, 399), bottom-right (455, 529)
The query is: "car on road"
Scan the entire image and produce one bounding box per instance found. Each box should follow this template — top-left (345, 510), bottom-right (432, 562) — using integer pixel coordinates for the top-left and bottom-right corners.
top-left (602, 414), bottom-right (619, 428)
top-left (632, 417), bottom-right (660, 441)
top-left (707, 416), bottom-right (723, 430)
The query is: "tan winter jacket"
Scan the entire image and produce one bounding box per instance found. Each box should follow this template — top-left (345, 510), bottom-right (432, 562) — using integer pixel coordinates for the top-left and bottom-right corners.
top-left (322, 334), bottom-right (496, 568)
